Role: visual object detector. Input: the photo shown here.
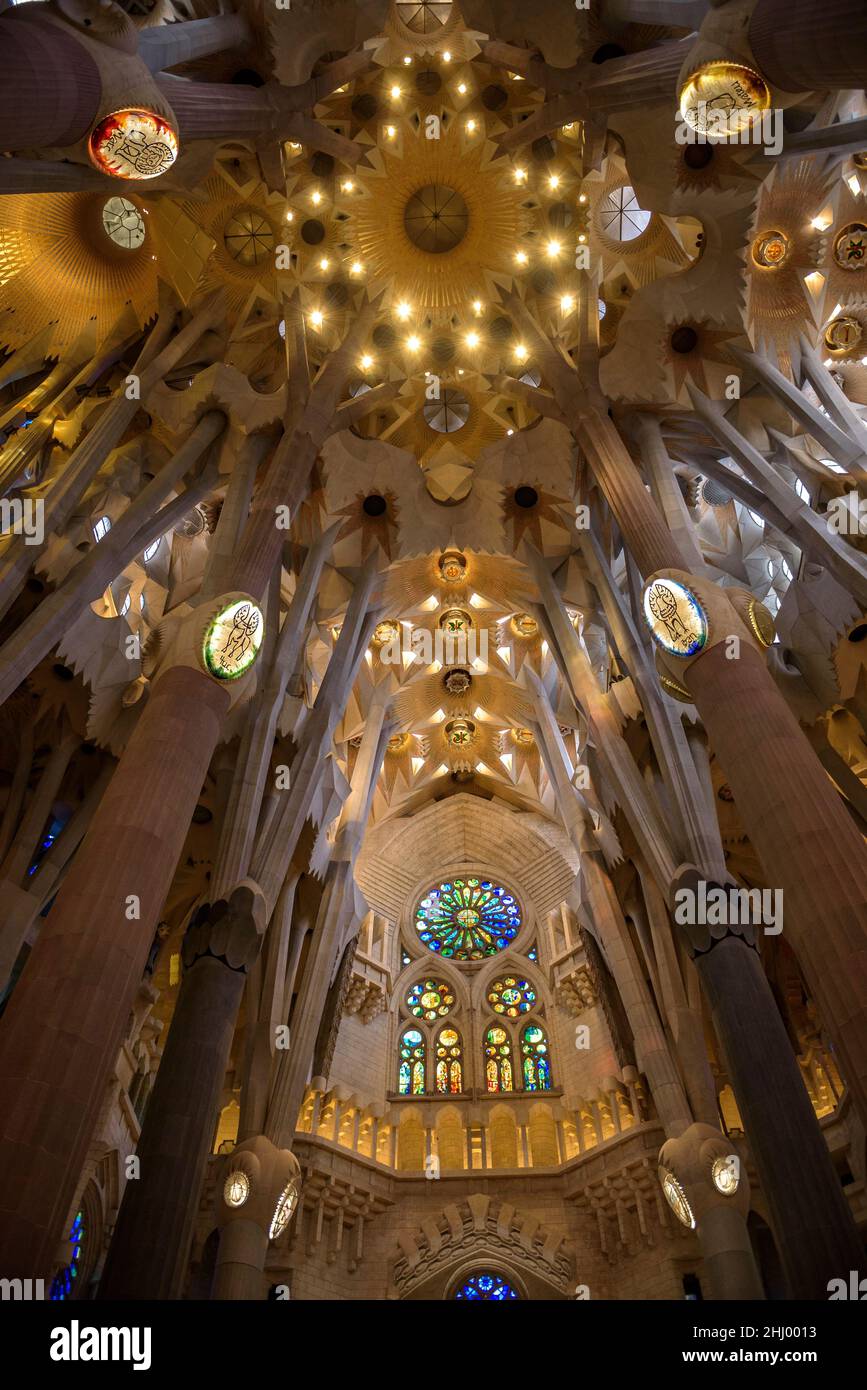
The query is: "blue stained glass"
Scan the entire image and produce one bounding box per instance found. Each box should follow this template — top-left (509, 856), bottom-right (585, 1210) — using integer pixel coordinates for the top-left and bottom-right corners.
top-left (415, 877), bottom-right (521, 961)
top-left (455, 1271), bottom-right (519, 1300)
top-left (49, 1210), bottom-right (85, 1301)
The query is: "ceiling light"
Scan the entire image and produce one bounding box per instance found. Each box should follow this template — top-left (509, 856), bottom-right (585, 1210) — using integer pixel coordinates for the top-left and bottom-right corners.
top-left (341, 179), bottom-right (354, 192)
top-left (385, 125), bottom-right (396, 138)
top-left (507, 428), bottom-right (514, 436)
top-left (578, 193), bottom-right (588, 204)
top-left (285, 210), bottom-right (294, 221)
top-left (548, 174), bottom-right (561, 189)
top-left (407, 334), bottom-right (421, 351)
top-left (561, 294), bottom-right (575, 312)
top-left (403, 55), bottom-right (412, 66)
top-left (309, 310), bottom-right (323, 327)
top-left (577, 233), bottom-right (587, 243)
top-left (396, 301), bottom-right (411, 320)
top-left (546, 240), bottom-right (562, 257)
top-left (514, 344), bottom-right (528, 361)
top-left (458, 82), bottom-right (467, 95)
top-left (472, 299), bottom-right (483, 314)
top-left (319, 256), bottom-right (329, 270)
top-left (466, 331), bottom-right (480, 348)
top-left (390, 85), bottom-right (401, 99)
top-left (443, 50), bottom-right (452, 63)
top-left (515, 250), bottom-right (528, 265)
top-left (360, 354), bottom-right (373, 370)
top-left (466, 119), bottom-right (477, 133)
top-left (311, 189), bottom-right (322, 205)
top-left (350, 260), bottom-right (363, 275)
top-left (514, 168), bottom-right (527, 183)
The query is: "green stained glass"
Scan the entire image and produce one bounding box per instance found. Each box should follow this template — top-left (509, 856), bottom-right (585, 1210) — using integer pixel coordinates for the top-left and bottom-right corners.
top-left (521, 1022), bottom-right (552, 1091)
top-left (415, 878), bottom-right (520, 961)
top-left (398, 1027), bottom-right (426, 1095)
top-left (406, 978), bottom-right (455, 1021)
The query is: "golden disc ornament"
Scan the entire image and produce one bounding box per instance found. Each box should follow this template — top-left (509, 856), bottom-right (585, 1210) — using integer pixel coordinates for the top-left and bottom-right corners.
top-left (89, 109), bottom-right (178, 180)
top-left (679, 62), bottom-right (771, 139)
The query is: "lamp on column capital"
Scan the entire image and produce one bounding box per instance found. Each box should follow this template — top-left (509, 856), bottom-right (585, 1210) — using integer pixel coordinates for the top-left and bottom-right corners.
top-left (641, 569), bottom-right (770, 695)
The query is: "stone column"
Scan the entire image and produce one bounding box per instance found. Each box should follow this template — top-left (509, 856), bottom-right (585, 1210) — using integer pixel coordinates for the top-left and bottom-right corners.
top-left (749, 0), bottom-right (867, 91)
top-left (98, 884), bottom-right (265, 1300)
top-left (0, 663), bottom-right (229, 1281)
top-left (0, 8), bottom-right (101, 149)
top-left (693, 928), bottom-right (864, 1299)
top-left (211, 1137), bottom-right (301, 1301)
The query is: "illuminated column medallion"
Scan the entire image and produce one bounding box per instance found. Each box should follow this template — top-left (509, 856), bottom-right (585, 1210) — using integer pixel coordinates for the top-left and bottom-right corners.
top-left (642, 577), bottom-right (708, 659)
top-left (202, 598), bottom-right (264, 681)
top-left (679, 62), bottom-right (771, 139)
top-left (89, 109), bottom-right (179, 180)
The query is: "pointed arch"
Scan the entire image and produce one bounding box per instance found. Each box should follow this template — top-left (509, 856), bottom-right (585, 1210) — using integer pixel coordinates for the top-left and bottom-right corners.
top-left (521, 1021), bottom-right (552, 1091)
top-left (398, 1026), bottom-right (426, 1095)
top-left (435, 1025), bottom-right (464, 1094)
top-left (484, 1022), bottom-right (515, 1093)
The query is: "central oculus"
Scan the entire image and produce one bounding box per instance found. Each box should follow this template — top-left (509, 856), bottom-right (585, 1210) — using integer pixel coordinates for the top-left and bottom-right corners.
top-left (404, 184), bottom-right (469, 253)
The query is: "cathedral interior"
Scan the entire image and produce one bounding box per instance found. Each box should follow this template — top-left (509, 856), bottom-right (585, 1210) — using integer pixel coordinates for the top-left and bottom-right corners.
top-left (1, 0), bottom-right (867, 1310)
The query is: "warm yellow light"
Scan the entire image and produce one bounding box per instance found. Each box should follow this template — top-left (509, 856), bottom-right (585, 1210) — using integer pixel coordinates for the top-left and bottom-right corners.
top-left (514, 343), bottom-right (528, 362)
top-left (507, 428), bottom-right (514, 436)
top-left (561, 294), bottom-right (575, 312)
top-left (285, 210), bottom-right (294, 221)
top-left (385, 125), bottom-right (397, 138)
top-left (514, 167), bottom-right (527, 183)
top-left (547, 240), bottom-right (562, 257)
top-left (403, 55), bottom-right (412, 66)
top-left (578, 193), bottom-right (588, 204)
top-left (443, 50), bottom-right (452, 63)
top-left (548, 174), bottom-right (561, 189)
top-left (396, 301), bottom-right (412, 320)
top-left (515, 250), bottom-right (528, 265)
top-left (466, 331), bottom-right (480, 348)
top-left (390, 85), bottom-right (402, 99)
top-left (472, 299), bottom-right (483, 314)
top-left (311, 189), bottom-right (322, 205)
top-left (309, 310), bottom-right (323, 328)
top-left (319, 256), bottom-right (330, 270)
top-left (577, 233), bottom-right (586, 244)
top-left (466, 119), bottom-right (477, 133)
top-left (350, 260), bottom-right (363, 275)
top-left (458, 82), bottom-right (467, 95)
top-left (341, 179), bottom-right (354, 192)
top-left (407, 334), bottom-right (421, 351)
top-left (360, 354), bottom-right (374, 370)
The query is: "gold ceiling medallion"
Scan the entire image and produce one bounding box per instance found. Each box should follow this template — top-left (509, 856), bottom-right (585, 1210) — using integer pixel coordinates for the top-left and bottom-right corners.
top-left (512, 727), bottom-right (534, 746)
top-left (834, 223), bottom-right (867, 271)
top-left (823, 316), bottom-right (863, 352)
top-left (445, 717), bottom-right (475, 747)
top-left (440, 608), bottom-right (472, 634)
top-left (443, 667), bottom-right (472, 695)
top-left (89, 109), bottom-right (178, 180)
top-left (404, 184), bottom-right (469, 253)
top-left (751, 230), bottom-right (790, 269)
top-left (438, 550), bottom-right (468, 583)
top-left (510, 613), bottom-right (538, 639)
top-left (679, 63), bottom-right (771, 138)
top-left (388, 733), bottom-right (410, 753)
top-left (853, 152), bottom-right (867, 170)
top-left (373, 619), bottom-right (401, 646)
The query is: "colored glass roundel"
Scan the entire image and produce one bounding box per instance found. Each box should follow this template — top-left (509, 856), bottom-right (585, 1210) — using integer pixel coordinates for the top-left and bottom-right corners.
top-left (488, 976), bottom-right (536, 1018)
top-left (89, 109), bottom-right (178, 180)
top-left (406, 978), bottom-right (455, 1021)
top-left (203, 599), bottom-right (264, 680)
top-left (455, 1272), bottom-right (519, 1300)
top-left (643, 579), bottom-right (708, 659)
top-left (415, 878), bottom-right (521, 960)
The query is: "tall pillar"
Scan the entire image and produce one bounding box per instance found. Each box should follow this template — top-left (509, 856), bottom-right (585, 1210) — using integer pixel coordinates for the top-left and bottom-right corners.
top-left (749, 0), bottom-right (867, 91)
top-left (98, 885), bottom-right (264, 1300)
top-left (695, 931), bottom-right (864, 1298)
top-left (0, 664), bottom-right (229, 1280)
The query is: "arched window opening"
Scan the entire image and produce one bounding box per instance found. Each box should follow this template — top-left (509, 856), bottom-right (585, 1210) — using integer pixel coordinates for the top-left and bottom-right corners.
top-left (454, 1271), bottom-right (519, 1300)
top-left (398, 1027), bottom-right (426, 1095)
top-left (521, 1023), bottom-right (552, 1091)
top-left (484, 1024), bottom-right (514, 1092)
top-left (487, 974), bottom-right (536, 1017)
top-left (435, 1026), bottom-right (463, 1093)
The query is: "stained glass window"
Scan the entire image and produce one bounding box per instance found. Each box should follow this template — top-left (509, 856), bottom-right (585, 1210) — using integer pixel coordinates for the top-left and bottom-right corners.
top-left (521, 1022), bottom-right (552, 1091)
top-left (484, 1024), bottom-right (514, 1092)
top-left (407, 978), bottom-right (455, 1021)
top-left (398, 1027), bottom-right (426, 1095)
top-left (488, 975), bottom-right (536, 1018)
top-left (527, 942), bottom-right (538, 962)
top-left (49, 1210), bottom-right (84, 1301)
top-left (415, 878), bottom-right (521, 961)
top-left (435, 1026), bottom-right (463, 1093)
top-left (455, 1271), bottom-right (519, 1300)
